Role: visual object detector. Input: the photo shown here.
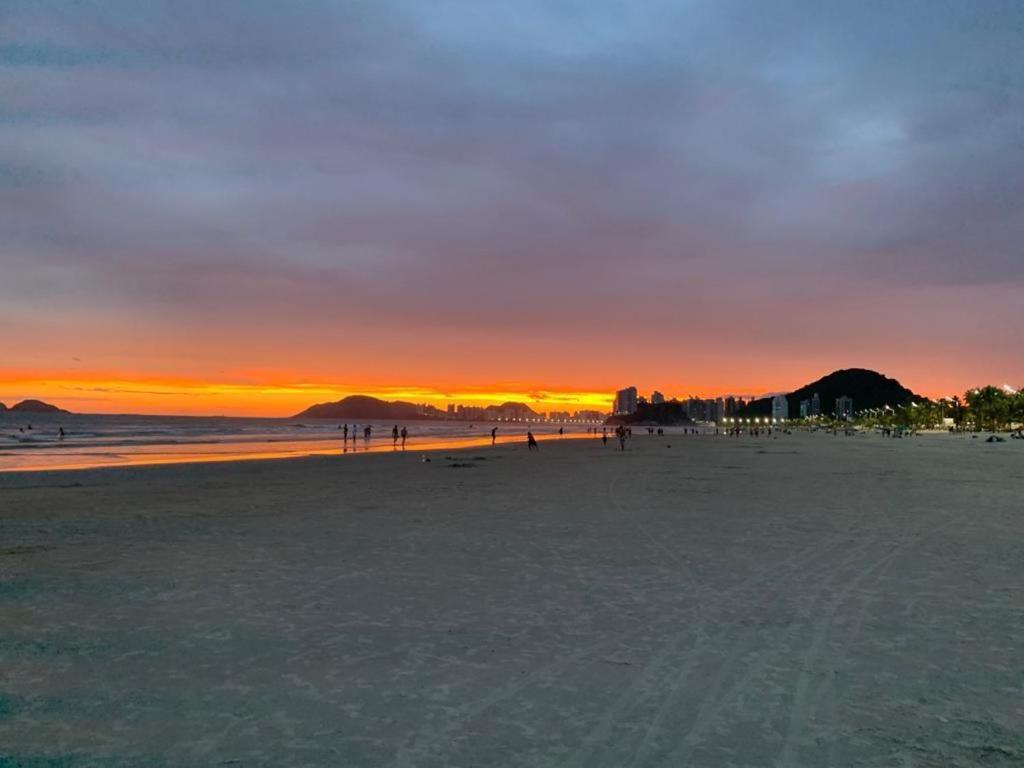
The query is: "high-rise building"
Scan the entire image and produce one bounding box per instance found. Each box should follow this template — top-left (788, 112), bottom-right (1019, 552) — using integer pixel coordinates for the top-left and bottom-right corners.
top-left (725, 396), bottom-right (737, 416)
top-left (613, 386), bottom-right (638, 415)
top-left (684, 397), bottom-right (702, 420)
top-left (705, 398), bottom-right (721, 422)
top-left (651, 390), bottom-right (665, 405)
top-left (799, 400), bottom-right (810, 418)
top-left (835, 396), bottom-right (854, 420)
top-left (810, 393), bottom-right (822, 417)
top-left (455, 405), bottom-right (486, 421)
top-left (772, 395), bottom-right (788, 422)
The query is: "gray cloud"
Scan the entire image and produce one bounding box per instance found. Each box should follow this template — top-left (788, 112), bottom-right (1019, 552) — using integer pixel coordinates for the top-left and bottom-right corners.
top-left (1, 0), bottom-right (1022, 353)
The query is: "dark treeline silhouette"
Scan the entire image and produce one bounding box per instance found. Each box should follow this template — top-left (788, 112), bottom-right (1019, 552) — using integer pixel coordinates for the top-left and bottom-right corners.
top-left (605, 401), bottom-right (697, 426)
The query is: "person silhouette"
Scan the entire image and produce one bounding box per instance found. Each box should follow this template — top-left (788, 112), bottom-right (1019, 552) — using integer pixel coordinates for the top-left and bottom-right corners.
top-left (400, 426), bottom-right (408, 449)
top-left (343, 424), bottom-right (349, 442)
top-left (491, 426), bottom-right (498, 445)
top-left (392, 425), bottom-right (399, 447)
top-left (527, 431), bottom-right (539, 451)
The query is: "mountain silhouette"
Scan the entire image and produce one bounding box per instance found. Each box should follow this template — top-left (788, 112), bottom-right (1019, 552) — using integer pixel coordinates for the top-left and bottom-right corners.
top-left (737, 368), bottom-right (925, 418)
top-left (293, 395), bottom-right (438, 420)
top-left (294, 396), bottom-right (539, 421)
top-left (7, 399), bottom-right (71, 414)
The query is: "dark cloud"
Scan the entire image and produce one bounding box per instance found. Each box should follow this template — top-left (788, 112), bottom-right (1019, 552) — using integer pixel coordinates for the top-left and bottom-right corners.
top-left (1, 1), bottom-right (1022, 362)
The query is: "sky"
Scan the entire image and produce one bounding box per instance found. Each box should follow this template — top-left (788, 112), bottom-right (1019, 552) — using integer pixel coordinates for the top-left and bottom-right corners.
top-left (2, 0), bottom-right (1022, 415)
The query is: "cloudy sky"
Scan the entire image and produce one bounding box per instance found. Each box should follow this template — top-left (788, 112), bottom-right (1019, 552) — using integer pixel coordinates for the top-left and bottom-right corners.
top-left (2, 1), bottom-right (1022, 414)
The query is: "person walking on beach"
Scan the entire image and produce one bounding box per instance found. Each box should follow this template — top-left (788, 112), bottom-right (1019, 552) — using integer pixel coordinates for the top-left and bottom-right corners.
top-left (527, 431), bottom-right (539, 451)
top-left (400, 426), bottom-right (408, 449)
top-left (616, 425), bottom-right (627, 451)
top-left (343, 424), bottom-right (349, 442)
top-left (364, 425), bottom-right (372, 441)
top-left (58, 426), bottom-right (65, 440)
top-left (392, 425), bottom-right (399, 447)
top-left (558, 426), bottom-right (564, 438)
top-left (491, 426), bottom-right (498, 445)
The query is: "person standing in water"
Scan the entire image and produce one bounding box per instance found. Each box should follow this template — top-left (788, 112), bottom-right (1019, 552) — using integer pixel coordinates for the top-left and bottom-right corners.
top-left (527, 431), bottom-right (539, 451)
top-left (343, 424), bottom-right (349, 442)
top-left (400, 426), bottom-right (408, 449)
top-left (491, 426), bottom-right (498, 445)
top-left (392, 425), bottom-right (399, 447)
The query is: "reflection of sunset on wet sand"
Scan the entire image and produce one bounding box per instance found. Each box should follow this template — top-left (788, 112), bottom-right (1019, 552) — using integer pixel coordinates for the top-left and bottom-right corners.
top-left (0, 429), bottom-right (590, 473)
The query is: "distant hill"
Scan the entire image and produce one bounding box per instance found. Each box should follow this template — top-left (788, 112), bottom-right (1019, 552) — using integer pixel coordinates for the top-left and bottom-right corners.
top-left (0, 402), bottom-right (6, 412)
top-left (737, 369), bottom-right (925, 419)
top-left (482, 402), bottom-right (539, 420)
top-left (606, 401), bottom-right (696, 426)
top-left (294, 396), bottom-right (541, 422)
top-left (294, 395), bottom-right (441, 421)
top-left (7, 399), bottom-right (71, 414)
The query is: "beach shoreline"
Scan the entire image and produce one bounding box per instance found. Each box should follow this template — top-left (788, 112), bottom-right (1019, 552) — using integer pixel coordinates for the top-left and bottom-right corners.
top-left (0, 422), bottom-right (601, 474)
top-left (2, 432), bottom-right (1022, 765)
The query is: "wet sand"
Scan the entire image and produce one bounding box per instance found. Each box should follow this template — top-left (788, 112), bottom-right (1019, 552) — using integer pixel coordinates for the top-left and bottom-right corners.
top-left (1, 432), bottom-right (1022, 766)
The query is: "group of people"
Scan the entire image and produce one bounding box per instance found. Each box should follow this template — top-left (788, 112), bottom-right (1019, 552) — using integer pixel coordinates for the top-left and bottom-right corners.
top-left (10, 424), bottom-right (65, 440)
top-left (339, 423), bottom-right (373, 442)
top-left (583, 425), bottom-right (634, 450)
top-left (722, 426), bottom-right (773, 437)
top-left (338, 423), bottom-right (408, 448)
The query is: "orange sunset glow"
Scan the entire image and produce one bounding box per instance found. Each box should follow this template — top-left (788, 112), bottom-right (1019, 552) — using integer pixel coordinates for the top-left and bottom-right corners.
top-left (0, 356), bottom-right (1010, 418)
top-left (0, 372), bottom-right (618, 417)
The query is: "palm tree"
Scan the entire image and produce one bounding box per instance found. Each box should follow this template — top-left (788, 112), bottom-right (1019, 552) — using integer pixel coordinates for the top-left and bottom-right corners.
top-left (1011, 391), bottom-right (1024, 436)
top-left (950, 395), bottom-right (965, 431)
top-left (966, 386), bottom-right (1011, 433)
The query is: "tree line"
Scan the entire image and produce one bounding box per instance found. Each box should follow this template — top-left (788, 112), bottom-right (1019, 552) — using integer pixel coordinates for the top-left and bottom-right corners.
top-left (831, 386), bottom-right (1023, 434)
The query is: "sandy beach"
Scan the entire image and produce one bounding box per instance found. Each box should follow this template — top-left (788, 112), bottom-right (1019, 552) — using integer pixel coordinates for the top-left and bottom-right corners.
top-left (2, 432), bottom-right (1022, 767)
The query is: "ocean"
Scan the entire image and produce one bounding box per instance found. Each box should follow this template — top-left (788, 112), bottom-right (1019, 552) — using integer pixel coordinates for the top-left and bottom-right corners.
top-left (0, 412), bottom-right (596, 472)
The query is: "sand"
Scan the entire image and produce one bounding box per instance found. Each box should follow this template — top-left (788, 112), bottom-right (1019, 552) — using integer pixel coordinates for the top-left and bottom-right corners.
top-left (1, 432), bottom-right (1022, 767)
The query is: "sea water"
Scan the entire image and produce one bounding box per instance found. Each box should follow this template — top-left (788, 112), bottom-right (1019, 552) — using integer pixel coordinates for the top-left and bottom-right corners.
top-left (0, 412), bottom-right (594, 472)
